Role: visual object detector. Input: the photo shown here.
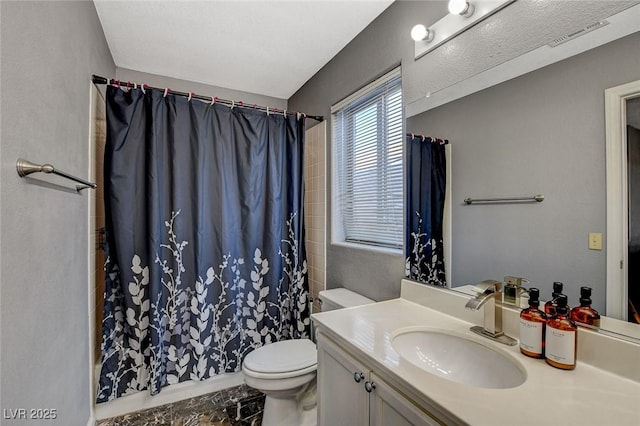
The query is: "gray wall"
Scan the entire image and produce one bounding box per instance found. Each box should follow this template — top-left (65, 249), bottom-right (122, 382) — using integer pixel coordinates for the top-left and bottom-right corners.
top-left (116, 68), bottom-right (287, 110)
top-left (407, 32), bottom-right (640, 313)
top-left (288, 1), bottom-right (448, 302)
top-left (0, 1), bottom-right (115, 424)
top-left (288, 0), bottom-right (640, 308)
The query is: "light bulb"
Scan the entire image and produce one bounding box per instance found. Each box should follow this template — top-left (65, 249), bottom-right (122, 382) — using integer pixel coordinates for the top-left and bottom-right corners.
top-left (411, 24), bottom-right (433, 42)
top-left (448, 0), bottom-right (469, 15)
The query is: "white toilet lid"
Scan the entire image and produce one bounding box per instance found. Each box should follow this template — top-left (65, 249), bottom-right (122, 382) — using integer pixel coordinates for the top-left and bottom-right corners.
top-left (243, 339), bottom-right (317, 374)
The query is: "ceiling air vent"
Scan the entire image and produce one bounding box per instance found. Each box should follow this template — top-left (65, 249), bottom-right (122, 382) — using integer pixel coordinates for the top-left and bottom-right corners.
top-left (548, 20), bottom-right (609, 48)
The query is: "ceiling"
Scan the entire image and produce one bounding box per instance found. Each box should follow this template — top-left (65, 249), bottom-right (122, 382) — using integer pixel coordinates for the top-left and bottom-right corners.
top-left (405, 0), bottom-right (640, 114)
top-left (93, 0), bottom-right (395, 99)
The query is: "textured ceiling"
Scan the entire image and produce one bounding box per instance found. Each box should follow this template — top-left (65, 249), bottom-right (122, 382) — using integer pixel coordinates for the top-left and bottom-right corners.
top-left (94, 1), bottom-right (639, 102)
top-left (405, 0), bottom-right (640, 107)
top-left (93, 0), bottom-right (394, 99)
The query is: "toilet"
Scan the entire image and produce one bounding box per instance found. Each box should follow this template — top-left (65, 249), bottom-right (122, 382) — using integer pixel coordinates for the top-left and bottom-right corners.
top-left (242, 288), bottom-right (374, 426)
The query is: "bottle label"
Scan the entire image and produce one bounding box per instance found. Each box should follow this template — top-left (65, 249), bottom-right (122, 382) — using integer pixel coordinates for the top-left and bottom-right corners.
top-left (546, 328), bottom-right (576, 365)
top-left (519, 319), bottom-right (543, 354)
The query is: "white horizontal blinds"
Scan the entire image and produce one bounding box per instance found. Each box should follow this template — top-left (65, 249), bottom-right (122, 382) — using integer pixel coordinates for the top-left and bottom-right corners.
top-left (333, 70), bottom-right (403, 248)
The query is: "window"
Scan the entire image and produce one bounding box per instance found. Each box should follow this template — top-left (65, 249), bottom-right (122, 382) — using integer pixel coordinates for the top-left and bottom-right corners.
top-left (332, 68), bottom-right (403, 250)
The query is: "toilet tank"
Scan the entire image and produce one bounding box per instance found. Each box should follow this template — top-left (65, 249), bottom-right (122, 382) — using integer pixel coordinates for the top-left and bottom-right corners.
top-left (318, 288), bottom-right (375, 312)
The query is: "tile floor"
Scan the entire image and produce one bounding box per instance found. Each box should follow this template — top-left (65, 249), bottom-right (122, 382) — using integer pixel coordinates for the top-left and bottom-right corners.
top-left (96, 385), bottom-right (265, 426)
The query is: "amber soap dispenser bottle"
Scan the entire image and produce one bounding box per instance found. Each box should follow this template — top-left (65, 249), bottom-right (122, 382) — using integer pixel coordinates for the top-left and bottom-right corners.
top-left (570, 286), bottom-right (601, 327)
top-left (544, 281), bottom-right (565, 316)
top-left (545, 294), bottom-right (577, 370)
top-left (519, 288), bottom-right (547, 358)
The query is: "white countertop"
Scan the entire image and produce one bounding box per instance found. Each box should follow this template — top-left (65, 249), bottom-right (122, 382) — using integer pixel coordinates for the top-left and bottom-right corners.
top-left (312, 298), bottom-right (640, 425)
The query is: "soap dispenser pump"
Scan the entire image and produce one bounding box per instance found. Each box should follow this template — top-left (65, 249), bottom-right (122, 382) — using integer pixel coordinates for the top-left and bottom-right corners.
top-left (544, 281), bottom-right (566, 316)
top-left (519, 288), bottom-right (547, 359)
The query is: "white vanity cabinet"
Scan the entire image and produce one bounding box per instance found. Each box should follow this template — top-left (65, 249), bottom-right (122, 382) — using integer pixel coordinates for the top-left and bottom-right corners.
top-left (317, 332), bottom-right (443, 426)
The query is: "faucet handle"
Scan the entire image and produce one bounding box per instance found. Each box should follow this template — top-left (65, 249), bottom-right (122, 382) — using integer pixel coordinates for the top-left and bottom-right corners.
top-left (473, 280), bottom-right (502, 294)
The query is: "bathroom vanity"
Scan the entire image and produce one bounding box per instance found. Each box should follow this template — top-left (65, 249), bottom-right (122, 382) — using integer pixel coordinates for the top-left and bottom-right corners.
top-left (312, 280), bottom-right (640, 425)
top-left (317, 335), bottom-right (445, 425)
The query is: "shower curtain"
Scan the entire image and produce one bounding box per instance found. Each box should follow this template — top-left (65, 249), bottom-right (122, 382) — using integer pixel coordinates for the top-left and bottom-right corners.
top-left (405, 135), bottom-right (447, 287)
top-left (97, 86), bottom-right (309, 402)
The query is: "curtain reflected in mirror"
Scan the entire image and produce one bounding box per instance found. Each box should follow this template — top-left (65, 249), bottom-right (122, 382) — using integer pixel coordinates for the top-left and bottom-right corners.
top-left (405, 134), bottom-right (447, 287)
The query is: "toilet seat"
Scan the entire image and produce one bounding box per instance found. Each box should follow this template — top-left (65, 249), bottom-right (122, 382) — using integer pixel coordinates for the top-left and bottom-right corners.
top-left (243, 363), bottom-right (317, 380)
top-left (243, 339), bottom-right (317, 379)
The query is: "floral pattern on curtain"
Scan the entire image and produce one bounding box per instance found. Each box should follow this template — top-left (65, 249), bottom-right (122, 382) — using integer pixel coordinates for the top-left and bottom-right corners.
top-left (97, 86), bottom-right (309, 402)
top-left (405, 134), bottom-right (447, 287)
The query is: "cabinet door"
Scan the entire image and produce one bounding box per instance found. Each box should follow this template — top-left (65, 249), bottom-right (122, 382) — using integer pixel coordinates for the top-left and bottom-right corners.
top-left (317, 333), bottom-right (370, 426)
top-left (369, 373), bottom-right (442, 426)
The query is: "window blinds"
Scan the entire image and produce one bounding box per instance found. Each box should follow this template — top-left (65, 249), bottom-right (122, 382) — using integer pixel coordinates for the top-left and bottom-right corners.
top-left (332, 69), bottom-right (403, 249)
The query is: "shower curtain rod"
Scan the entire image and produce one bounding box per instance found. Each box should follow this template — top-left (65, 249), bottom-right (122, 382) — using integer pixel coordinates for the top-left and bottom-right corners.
top-left (406, 133), bottom-right (449, 144)
top-left (92, 75), bottom-right (324, 122)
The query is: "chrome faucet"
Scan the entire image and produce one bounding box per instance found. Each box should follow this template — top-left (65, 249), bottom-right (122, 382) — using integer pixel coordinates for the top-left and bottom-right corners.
top-left (465, 280), bottom-right (517, 346)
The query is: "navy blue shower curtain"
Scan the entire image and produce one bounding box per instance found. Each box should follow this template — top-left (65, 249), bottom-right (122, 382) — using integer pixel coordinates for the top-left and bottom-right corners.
top-left (405, 135), bottom-right (447, 286)
top-left (97, 86), bottom-right (309, 402)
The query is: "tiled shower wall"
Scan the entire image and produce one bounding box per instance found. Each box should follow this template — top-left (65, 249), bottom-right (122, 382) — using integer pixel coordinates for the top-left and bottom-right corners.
top-left (304, 122), bottom-right (327, 313)
top-left (91, 86), bottom-right (107, 362)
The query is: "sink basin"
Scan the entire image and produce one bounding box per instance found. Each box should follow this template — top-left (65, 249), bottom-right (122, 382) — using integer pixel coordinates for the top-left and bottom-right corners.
top-left (391, 328), bottom-right (526, 389)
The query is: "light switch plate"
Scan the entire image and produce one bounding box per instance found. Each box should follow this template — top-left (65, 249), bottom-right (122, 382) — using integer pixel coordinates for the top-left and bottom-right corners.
top-left (589, 232), bottom-right (603, 250)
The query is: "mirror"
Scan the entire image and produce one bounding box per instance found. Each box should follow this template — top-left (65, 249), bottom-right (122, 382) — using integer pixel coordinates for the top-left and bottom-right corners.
top-left (604, 80), bottom-right (640, 333)
top-left (626, 97), bottom-right (640, 324)
top-left (406, 4), bottom-right (640, 341)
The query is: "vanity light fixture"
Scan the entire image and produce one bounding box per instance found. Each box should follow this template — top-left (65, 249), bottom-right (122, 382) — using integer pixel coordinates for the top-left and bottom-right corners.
top-left (413, 0), bottom-right (516, 60)
top-left (411, 24), bottom-right (435, 42)
top-left (448, 0), bottom-right (475, 18)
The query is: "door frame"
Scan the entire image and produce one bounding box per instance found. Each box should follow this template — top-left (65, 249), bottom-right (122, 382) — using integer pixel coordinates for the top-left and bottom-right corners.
top-left (605, 79), bottom-right (640, 320)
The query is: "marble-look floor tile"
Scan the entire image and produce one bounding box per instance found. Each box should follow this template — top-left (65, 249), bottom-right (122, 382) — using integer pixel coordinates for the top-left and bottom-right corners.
top-left (96, 385), bottom-right (263, 426)
top-left (96, 404), bottom-right (174, 426)
top-left (224, 393), bottom-right (265, 426)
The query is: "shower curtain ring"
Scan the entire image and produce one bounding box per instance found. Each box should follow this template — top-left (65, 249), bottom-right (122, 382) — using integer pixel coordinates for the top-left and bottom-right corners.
top-left (163, 88), bottom-right (170, 97)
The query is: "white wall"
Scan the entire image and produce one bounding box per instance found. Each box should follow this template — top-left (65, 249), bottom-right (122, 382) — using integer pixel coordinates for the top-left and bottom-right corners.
top-left (0, 1), bottom-right (115, 424)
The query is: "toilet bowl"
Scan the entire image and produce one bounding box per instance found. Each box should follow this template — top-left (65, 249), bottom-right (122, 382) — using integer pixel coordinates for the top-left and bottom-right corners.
top-left (242, 339), bottom-right (317, 426)
top-left (242, 288), bottom-right (374, 426)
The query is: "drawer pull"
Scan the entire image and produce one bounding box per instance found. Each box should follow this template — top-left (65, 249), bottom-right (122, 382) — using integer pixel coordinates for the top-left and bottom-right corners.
top-left (353, 372), bottom-right (364, 383)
